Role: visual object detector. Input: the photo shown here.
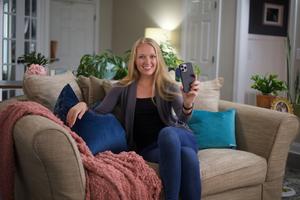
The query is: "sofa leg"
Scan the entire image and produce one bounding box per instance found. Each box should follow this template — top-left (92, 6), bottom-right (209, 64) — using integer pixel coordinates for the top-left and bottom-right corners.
top-left (263, 177), bottom-right (283, 200)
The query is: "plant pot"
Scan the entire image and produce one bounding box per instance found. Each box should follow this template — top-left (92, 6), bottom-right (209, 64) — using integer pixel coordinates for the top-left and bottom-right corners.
top-left (256, 94), bottom-right (276, 109)
top-left (103, 62), bottom-right (117, 80)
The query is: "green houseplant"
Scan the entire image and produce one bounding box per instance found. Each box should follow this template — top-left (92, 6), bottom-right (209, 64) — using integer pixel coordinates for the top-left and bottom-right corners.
top-left (76, 42), bottom-right (201, 81)
top-left (76, 50), bottom-right (129, 80)
top-left (250, 74), bottom-right (288, 108)
top-left (160, 42), bottom-right (183, 71)
top-left (160, 41), bottom-right (201, 78)
top-left (285, 37), bottom-right (300, 117)
top-left (18, 51), bottom-right (49, 67)
top-left (251, 74), bottom-right (287, 95)
top-left (292, 72), bottom-right (300, 117)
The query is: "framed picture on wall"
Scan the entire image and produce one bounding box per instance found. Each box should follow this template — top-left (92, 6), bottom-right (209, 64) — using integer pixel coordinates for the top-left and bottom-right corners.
top-left (263, 3), bottom-right (284, 27)
top-left (249, 0), bottom-right (289, 36)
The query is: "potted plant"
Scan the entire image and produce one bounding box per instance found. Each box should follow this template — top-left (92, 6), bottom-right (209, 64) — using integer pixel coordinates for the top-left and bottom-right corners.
top-left (160, 42), bottom-right (183, 71)
top-left (17, 52), bottom-right (49, 75)
top-left (76, 50), bottom-right (128, 80)
top-left (18, 51), bottom-right (49, 68)
top-left (251, 74), bottom-right (288, 108)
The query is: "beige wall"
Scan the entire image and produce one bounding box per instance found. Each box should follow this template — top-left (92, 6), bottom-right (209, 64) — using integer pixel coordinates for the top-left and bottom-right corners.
top-left (99, 0), bottom-right (113, 52)
top-left (111, 0), bottom-right (183, 55)
top-left (112, 0), bottom-right (157, 54)
top-left (293, 1), bottom-right (300, 143)
top-left (219, 0), bottom-right (236, 101)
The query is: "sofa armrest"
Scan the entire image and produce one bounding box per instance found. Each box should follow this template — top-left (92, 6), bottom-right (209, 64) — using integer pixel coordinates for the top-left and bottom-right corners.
top-left (0, 95), bottom-right (27, 112)
top-left (219, 100), bottom-right (299, 181)
top-left (13, 115), bottom-right (86, 200)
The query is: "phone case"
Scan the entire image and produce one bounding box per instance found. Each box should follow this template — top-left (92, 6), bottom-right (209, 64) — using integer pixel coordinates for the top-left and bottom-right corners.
top-left (178, 62), bottom-right (195, 93)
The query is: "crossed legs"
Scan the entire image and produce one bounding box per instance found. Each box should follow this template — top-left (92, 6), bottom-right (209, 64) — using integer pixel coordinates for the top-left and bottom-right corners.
top-left (140, 127), bottom-right (201, 200)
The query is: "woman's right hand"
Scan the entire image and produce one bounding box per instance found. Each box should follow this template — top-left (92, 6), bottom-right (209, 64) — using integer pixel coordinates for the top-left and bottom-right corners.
top-left (66, 102), bottom-right (88, 127)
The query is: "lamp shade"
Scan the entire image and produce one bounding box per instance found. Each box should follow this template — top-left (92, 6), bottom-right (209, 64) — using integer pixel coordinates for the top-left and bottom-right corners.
top-left (144, 28), bottom-right (171, 44)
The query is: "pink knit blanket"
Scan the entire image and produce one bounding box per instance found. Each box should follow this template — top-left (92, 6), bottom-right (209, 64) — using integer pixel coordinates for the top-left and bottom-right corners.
top-left (0, 101), bottom-right (162, 200)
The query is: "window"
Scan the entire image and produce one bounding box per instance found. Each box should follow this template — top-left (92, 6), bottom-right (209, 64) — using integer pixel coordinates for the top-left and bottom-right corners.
top-left (1, 0), bottom-right (38, 100)
top-left (1, 0), bottom-right (17, 99)
top-left (24, 0), bottom-right (37, 54)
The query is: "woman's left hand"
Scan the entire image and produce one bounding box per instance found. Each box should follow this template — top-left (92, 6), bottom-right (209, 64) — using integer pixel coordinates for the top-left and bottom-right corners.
top-left (181, 80), bottom-right (200, 108)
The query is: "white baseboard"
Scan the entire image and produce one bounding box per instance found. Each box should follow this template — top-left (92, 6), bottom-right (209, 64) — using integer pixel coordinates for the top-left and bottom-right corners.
top-left (289, 142), bottom-right (300, 155)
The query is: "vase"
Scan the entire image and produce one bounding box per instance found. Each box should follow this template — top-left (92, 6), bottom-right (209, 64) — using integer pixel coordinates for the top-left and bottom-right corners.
top-left (50, 40), bottom-right (58, 59)
top-left (256, 94), bottom-right (276, 109)
top-left (103, 62), bottom-right (117, 80)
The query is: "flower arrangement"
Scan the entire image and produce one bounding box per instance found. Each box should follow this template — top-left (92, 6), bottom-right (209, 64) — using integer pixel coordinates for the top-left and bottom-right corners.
top-left (18, 52), bottom-right (49, 76)
top-left (25, 64), bottom-right (47, 76)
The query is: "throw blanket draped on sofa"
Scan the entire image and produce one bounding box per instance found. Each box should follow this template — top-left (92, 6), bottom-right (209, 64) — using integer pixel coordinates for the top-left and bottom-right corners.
top-left (0, 101), bottom-right (162, 200)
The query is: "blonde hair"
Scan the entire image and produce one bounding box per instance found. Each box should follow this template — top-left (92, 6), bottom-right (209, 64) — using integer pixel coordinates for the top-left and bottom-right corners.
top-left (120, 37), bottom-right (178, 101)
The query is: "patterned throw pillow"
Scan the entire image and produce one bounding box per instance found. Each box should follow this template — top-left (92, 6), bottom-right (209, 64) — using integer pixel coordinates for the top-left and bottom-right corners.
top-left (54, 84), bottom-right (128, 155)
top-left (188, 108), bottom-right (236, 150)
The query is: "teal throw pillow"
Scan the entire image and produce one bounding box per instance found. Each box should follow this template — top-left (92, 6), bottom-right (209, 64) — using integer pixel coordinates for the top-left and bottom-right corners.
top-left (188, 109), bottom-right (236, 150)
top-left (54, 84), bottom-right (128, 155)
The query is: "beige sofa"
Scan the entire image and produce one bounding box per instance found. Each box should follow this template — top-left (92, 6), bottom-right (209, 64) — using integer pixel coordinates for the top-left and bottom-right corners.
top-left (0, 73), bottom-right (299, 200)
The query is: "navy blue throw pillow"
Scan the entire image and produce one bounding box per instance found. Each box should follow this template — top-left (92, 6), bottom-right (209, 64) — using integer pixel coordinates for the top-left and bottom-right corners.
top-left (54, 84), bottom-right (128, 155)
top-left (72, 111), bottom-right (127, 154)
top-left (53, 84), bottom-right (79, 123)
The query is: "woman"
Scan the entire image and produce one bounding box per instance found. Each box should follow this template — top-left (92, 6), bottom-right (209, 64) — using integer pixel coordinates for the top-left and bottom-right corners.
top-left (67, 37), bottom-right (201, 200)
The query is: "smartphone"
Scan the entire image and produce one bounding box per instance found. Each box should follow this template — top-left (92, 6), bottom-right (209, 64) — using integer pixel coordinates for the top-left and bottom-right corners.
top-left (178, 62), bottom-right (196, 93)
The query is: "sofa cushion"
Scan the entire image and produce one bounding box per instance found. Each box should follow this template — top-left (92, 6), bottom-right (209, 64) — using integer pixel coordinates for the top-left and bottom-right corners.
top-left (54, 84), bottom-right (128, 155)
top-left (23, 71), bottom-right (82, 111)
top-left (147, 149), bottom-right (267, 197)
top-left (194, 77), bottom-right (224, 111)
top-left (188, 109), bottom-right (236, 149)
top-left (76, 76), bottom-right (113, 107)
top-left (77, 76), bottom-right (123, 120)
top-left (76, 75), bottom-right (91, 104)
top-left (89, 76), bottom-right (113, 105)
top-left (199, 149), bottom-right (267, 196)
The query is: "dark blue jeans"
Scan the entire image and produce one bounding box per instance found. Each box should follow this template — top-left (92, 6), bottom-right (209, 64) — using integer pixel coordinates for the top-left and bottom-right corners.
top-left (139, 126), bottom-right (201, 200)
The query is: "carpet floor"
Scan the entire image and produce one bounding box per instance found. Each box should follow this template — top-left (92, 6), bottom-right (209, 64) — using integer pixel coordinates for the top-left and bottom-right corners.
top-left (283, 167), bottom-right (300, 200)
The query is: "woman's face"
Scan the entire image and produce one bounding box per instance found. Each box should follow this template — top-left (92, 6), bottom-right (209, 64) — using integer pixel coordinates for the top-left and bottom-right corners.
top-left (135, 43), bottom-right (157, 78)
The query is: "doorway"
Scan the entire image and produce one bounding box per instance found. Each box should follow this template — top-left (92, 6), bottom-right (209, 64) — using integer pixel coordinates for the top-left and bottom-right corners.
top-left (49, 0), bottom-right (97, 73)
top-left (181, 0), bottom-right (221, 80)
